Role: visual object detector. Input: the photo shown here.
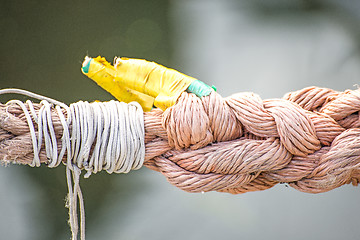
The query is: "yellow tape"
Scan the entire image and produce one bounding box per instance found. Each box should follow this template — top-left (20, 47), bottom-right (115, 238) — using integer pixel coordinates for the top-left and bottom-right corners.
top-left (81, 56), bottom-right (155, 111)
top-left (81, 56), bottom-right (195, 111)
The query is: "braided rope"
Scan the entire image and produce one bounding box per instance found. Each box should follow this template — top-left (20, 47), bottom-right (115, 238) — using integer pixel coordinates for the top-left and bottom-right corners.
top-left (1, 86), bottom-right (360, 197)
top-left (149, 87), bottom-right (360, 194)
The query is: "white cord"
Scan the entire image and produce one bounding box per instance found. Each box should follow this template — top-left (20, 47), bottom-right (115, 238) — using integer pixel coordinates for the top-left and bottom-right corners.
top-left (0, 88), bottom-right (145, 240)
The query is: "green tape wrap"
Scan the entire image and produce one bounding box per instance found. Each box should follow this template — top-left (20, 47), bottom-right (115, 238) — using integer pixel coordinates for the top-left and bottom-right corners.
top-left (81, 59), bottom-right (92, 74)
top-left (186, 80), bottom-right (216, 97)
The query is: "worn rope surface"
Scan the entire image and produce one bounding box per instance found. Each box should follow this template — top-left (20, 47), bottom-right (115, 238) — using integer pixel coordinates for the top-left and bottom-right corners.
top-left (0, 89), bottom-right (145, 240)
top-left (1, 86), bottom-right (360, 196)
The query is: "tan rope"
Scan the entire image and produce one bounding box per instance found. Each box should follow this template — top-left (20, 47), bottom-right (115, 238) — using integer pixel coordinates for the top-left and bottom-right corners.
top-left (1, 86), bottom-right (360, 195)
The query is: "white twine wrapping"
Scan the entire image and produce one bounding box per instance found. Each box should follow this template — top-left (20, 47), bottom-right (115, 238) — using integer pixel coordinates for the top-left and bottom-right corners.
top-left (0, 88), bottom-right (145, 240)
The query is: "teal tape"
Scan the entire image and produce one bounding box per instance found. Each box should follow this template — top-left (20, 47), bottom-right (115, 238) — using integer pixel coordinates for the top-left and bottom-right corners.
top-left (81, 59), bottom-right (92, 74)
top-left (186, 80), bottom-right (216, 98)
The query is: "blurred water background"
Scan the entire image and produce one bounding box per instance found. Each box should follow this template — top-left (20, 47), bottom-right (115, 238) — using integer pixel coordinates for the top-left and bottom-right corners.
top-left (1, 0), bottom-right (360, 239)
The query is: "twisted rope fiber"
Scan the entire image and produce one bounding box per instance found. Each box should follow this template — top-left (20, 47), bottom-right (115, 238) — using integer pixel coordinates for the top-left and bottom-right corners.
top-left (0, 89), bottom-right (145, 240)
top-left (1, 87), bottom-right (360, 196)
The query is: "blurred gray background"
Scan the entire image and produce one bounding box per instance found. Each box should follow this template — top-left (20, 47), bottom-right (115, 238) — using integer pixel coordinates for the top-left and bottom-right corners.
top-left (1, 0), bottom-right (360, 239)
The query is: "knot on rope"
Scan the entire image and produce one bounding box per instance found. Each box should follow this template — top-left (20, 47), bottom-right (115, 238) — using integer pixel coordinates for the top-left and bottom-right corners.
top-left (146, 87), bottom-right (360, 194)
